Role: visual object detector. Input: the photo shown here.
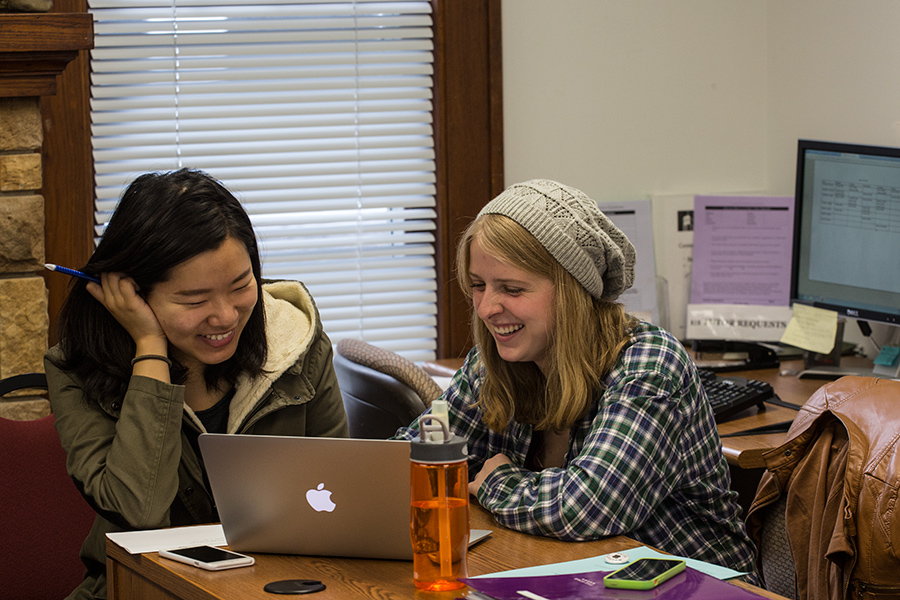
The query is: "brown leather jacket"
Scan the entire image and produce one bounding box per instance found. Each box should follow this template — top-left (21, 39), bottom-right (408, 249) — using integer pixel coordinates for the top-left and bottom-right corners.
top-left (745, 376), bottom-right (900, 600)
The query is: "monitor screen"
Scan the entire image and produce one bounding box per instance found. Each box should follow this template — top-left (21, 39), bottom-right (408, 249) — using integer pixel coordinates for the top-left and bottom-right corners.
top-left (792, 139), bottom-right (900, 326)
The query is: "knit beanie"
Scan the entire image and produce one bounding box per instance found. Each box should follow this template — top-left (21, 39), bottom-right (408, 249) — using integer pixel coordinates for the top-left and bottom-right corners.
top-left (477, 179), bottom-right (636, 302)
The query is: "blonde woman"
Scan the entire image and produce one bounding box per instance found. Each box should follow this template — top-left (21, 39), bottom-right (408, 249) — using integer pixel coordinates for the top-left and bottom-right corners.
top-left (396, 180), bottom-right (758, 579)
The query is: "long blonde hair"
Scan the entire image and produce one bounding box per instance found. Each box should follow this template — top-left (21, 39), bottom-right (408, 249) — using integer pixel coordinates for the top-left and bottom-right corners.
top-left (456, 214), bottom-right (636, 432)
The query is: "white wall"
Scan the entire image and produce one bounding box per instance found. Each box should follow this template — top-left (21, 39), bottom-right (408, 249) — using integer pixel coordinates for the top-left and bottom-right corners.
top-left (503, 0), bottom-right (900, 197)
top-left (502, 0), bottom-right (900, 349)
top-left (766, 1), bottom-right (900, 195)
top-left (502, 0), bottom-right (768, 200)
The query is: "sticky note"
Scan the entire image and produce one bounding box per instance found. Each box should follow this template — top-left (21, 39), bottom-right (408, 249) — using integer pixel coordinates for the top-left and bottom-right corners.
top-left (874, 346), bottom-right (900, 367)
top-left (779, 304), bottom-right (839, 355)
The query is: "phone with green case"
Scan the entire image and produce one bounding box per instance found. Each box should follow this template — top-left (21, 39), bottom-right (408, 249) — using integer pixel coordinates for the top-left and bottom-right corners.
top-left (603, 558), bottom-right (686, 590)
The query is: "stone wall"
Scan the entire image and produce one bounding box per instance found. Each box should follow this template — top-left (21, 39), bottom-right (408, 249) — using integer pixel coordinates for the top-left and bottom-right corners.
top-left (0, 97), bottom-right (50, 419)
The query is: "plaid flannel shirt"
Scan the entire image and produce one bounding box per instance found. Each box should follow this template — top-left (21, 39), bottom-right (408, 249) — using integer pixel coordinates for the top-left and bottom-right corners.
top-left (396, 322), bottom-right (758, 577)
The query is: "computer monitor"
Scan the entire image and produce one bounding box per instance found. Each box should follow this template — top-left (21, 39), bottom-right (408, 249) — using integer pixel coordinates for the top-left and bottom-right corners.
top-left (791, 139), bottom-right (900, 377)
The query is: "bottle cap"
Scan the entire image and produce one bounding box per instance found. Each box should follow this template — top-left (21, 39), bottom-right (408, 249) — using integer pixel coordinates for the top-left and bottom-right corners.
top-left (410, 434), bottom-right (468, 463)
top-left (410, 415), bottom-right (468, 463)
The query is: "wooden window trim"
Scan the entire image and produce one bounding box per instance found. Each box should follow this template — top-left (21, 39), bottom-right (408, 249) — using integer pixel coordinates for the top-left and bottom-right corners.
top-left (432, 0), bottom-right (505, 358)
top-left (42, 0), bottom-right (92, 348)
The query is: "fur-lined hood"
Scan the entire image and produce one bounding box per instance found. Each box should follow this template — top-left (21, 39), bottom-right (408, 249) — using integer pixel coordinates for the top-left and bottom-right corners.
top-left (183, 280), bottom-right (323, 432)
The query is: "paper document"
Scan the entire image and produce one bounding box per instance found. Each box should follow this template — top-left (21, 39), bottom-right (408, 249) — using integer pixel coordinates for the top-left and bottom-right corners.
top-left (469, 545), bottom-right (743, 581)
top-left (106, 524), bottom-right (227, 555)
top-left (686, 304), bottom-right (793, 342)
top-left (598, 199), bottom-right (658, 324)
top-left (651, 194), bottom-right (696, 339)
top-left (690, 196), bottom-right (794, 306)
top-left (464, 567), bottom-right (767, 600)
top-left (780, 303), bottom-right (839, 354)
top-left (597, 200), bottom-right (660, 325)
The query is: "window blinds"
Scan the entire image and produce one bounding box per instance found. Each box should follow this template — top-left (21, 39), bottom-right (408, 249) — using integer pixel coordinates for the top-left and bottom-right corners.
top-left (88, 0), bottom-right (437, 360)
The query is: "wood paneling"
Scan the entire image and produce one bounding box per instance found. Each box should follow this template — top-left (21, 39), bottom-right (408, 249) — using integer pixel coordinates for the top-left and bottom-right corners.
top-left (0, 12), bottom-right (92, 98)
top-left (432, 0), bottom-right (504, 359)
top-left (41, 0), bottom-right (94, 347)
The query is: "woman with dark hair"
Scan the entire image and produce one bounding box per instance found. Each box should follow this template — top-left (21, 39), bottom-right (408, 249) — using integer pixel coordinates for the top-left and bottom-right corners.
top-left (46, 169), bottom-right (348, 600)
top-left (395, 180), bottom-right (758, 579)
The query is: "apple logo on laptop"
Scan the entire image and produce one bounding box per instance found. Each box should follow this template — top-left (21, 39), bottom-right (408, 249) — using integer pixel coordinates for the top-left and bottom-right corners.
top-left (305, 483), bottom-right (336, 512)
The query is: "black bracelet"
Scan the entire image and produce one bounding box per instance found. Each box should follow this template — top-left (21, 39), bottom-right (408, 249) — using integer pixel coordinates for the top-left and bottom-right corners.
top-left (131, 354), bottom-right (172, 367)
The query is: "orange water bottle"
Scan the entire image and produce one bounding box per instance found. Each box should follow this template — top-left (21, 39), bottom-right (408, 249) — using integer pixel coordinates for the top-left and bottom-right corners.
top-left (409, 405), bottom-right (469, 591)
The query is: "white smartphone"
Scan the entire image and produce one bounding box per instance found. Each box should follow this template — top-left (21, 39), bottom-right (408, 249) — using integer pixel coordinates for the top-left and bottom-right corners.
top-left (159, 545), bottom-right (255, 571)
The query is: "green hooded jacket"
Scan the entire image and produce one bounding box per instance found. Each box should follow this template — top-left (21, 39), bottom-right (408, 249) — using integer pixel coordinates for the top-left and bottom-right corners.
top-left (45, 281), bottom-right (349, 600)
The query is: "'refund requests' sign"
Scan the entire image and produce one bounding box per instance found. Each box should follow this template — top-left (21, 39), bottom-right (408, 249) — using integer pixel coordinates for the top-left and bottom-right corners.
top-left (686, 304), bottom-right (793, 342)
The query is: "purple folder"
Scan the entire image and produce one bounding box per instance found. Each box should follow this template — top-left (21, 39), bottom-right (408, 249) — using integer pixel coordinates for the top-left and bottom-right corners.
top-left (462, 567), bottom-right (768, 600)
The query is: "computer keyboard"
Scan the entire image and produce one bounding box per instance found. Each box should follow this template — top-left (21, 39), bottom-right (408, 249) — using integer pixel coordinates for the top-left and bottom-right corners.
top-left (697, 368), bottom-right (775, 423)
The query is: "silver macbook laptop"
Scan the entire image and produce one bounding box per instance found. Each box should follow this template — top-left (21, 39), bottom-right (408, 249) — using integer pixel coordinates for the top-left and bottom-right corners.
top-left (199, 433), bottom-right (414, 560)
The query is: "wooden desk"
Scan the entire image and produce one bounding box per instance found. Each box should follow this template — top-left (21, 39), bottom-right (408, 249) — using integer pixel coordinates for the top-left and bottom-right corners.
top-left (711, 359), bottom-right (816, 469)
top-left (710, 356), bottom-right (875, 468)
top-left (106, 506), bottom-right (786, 600)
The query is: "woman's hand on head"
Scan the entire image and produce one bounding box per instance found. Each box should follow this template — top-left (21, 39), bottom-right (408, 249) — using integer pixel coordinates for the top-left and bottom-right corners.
top-left (468, 453), bottom-right (513, 499)
top-left (86, 273), bottom-right (167, 350)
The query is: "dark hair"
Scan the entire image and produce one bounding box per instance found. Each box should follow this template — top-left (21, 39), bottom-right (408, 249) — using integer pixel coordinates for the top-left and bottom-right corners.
top-left (56, 168), bottom-right (267, 405)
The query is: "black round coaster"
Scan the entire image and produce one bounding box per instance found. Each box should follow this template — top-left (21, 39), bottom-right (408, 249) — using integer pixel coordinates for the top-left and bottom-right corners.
top-left (263, 579), bottom-right (326, 595)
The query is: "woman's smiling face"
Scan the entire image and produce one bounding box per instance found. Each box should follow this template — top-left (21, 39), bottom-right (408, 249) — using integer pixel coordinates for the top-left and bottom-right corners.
top-left (146, 236), bottom-right (258, 374)
top-left (468, 237), bottom-right (556, 374)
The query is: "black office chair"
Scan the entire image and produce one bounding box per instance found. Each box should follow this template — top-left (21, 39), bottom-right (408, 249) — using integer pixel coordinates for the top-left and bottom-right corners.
top-left (0, 372), bottom-right (49, 397)
top-left (757, 495), bottom-right (796, 599)
top-left (0, 372), bottom-right (96, 599)
top-left (333, 339), bottom-right (443, 439)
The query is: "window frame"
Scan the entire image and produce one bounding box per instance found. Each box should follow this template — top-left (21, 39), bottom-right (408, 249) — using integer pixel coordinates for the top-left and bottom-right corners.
top-left (41, 0), bottom-right (503, 360)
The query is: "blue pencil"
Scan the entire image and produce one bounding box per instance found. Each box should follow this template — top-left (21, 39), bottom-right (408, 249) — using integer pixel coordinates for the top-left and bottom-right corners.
top-left (44, 263), bottom-right (101, 284)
